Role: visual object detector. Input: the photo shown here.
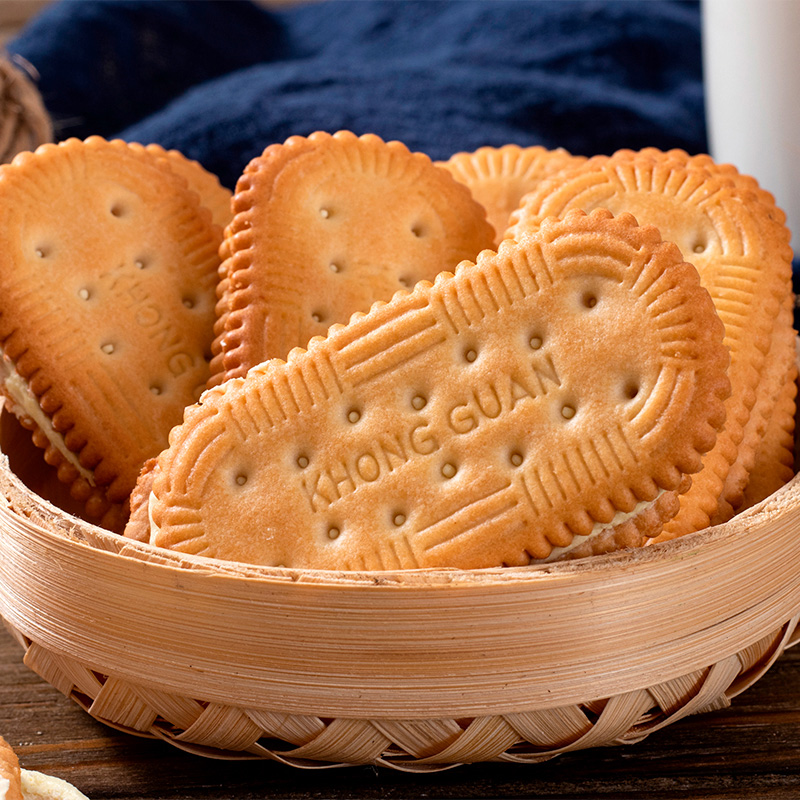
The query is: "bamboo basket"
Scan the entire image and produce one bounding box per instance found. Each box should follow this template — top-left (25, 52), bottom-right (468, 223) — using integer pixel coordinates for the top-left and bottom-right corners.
top-left (0, 404), bottom-right (798, 772)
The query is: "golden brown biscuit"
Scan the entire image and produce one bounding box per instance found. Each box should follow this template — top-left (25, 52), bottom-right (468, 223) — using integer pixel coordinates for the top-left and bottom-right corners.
top-left (614, 147), bottom-right (796, 522)
top-left (144, 143), bottom-right (233, 231)
top-left (135, 209), bottom-right (730, 569)
top-left (1, 734), bottom-right (90, 800)
top-left (507, 149), bottom-right (792, 537)
top-left (0, 137), bottom-right (221, 530)
top-left (716, 291), bottom-right (796, 516)
top-left (628, 147), bottom-right (788, 226)
top-left (207, 237), bottom-right (234, 386)
top-left (738, 360), bottom-right (797, 510)
top-left (125, 457), bottom-right (158, 542)
top-left (210, 130), bottom-right (495, 386)
top-left (0, 736), bottom-right (22, 800)
top-left (437, 144), bottom-right (585, 246)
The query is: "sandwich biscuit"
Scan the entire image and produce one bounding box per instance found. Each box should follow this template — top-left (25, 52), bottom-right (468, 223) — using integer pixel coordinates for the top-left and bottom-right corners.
top-left (739, 361), bottom-right (797, 510)
top-left (507, 149), bottom-right (792, 536)
top-left (209, 130), bottom-right (495, 386)
top-left (135, 209), bottom-right (729, 569)
top-left (438, 144), bottom-right (585, 246)
top-left (0, 137), bottom-right (221, 530)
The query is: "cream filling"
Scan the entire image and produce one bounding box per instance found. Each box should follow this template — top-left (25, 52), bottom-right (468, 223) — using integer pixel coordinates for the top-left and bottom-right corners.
top-left (147, 490), bottom-right (160, 545)
top-left (544, 491), bottom-right (664, 562)
top-left (0, 776), bottom-right (10, 800)
top-left (21, 768), bottom-right (91, 800)
top-left (0, 356), bottom-right (95, 485)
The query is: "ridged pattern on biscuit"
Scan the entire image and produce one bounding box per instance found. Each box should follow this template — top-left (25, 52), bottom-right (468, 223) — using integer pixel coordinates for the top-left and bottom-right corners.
top-left (212, 130), bottom-right (496, 385)
top-left (0, 137), bottom-right (221, 519)
top-left (565, 484), bottom-right (683, 560)
top-left (437, 144), bottom-right (586, 245)
top-left (628, 147), bottom-right (788, 227)
top-left (714, 291), bottom-right (796, 516)
top-left (739, 359), bottom-right (797, 510)
top-left (13, 414), bottom-right (128, 531)
top-left (143, 209), bottom-right (729, 570)
top-left (613, 147), bottom-right (795, 522)
top-left (507, 149), bottom-right (792, 536)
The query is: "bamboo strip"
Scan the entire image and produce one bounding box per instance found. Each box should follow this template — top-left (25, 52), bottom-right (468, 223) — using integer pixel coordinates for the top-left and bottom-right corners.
top-left (3, 474), bottom-right (799, 718)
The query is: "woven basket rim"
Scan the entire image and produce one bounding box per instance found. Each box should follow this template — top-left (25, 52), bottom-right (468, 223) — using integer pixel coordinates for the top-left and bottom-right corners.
top-left (0, 427), bottom-right (794, 589)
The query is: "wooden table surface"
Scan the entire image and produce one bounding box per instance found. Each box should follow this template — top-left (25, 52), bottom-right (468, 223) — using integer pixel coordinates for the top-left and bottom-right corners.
top-left (2, 624), bottom-right (799, 800)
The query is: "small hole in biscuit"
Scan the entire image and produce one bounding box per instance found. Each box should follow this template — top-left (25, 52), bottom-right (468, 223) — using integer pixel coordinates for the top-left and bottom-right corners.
top-left (411, 224), bottom-right (424, 237)
top-left (347, 408), bottom-right (361, 424)
top-left (392, 512), bottom-right (406, 527)
top-left (624, 380), bottom-right (640, 400)
top-left (329, 262), bottom-right (341, 274)
top-left (110, 203), bottom-right (126, 218)
top-left (510, 451), bottom-right (524, 467)
top-left (441, 462), bottom-right (457, 479)
top-left (411, 394), bottom-right (427, 411)
top-left (100, 342), bottom-right (115, 355)
top-left (692, 237), bottom-right (707, 254)
top-left (78, 288), bottom-right (91, 301)
top-left (149, 384), bottom-right (162, 396)
top-left (581, 292), bottom-right (598, 309)
top-left (182, 296), bottom-right (195, 309)
top-left (297, 455), bottom-right (309, 469)
top-left (327, 526), bottom-right (341, 540)
top-left (398, 276), bottom-right (410, 287)
top-left (134, 257), bottom-right (148, 270)
top-left (311, 311), bottom-right (325, 323)
top-left (235, 473), bottom-right (248, 486)
top-left (529, 335), bottom-right (543, 350)
top-left (34, 246), bottom-right (49, 259)
top-left (561, 404), bottom-right (576, 420)
top-left (319, 207), bottom-right (331, 219)
top-left (464, 348), bottom-right (478, 363)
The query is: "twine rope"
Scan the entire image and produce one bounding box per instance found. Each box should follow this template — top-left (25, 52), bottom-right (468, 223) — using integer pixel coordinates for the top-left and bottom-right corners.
top-left (0, 54), bottom-right (52, 163)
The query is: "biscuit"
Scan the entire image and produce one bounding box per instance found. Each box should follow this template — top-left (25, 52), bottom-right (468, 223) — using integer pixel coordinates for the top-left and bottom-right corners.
top-left (615, 147), bottom-right (796, 520)
top-left (507, 149), bottom-right (793, 536)
top-left (630, 147), bottom-right (788, 226)
top-left (207, 237), bottom-right (234, 386)
top-left (125, 457), bottom-right (158, 542)
top-left (717, 291), bottom-right (796, 515)
top-left (0, 736), bottom-right (22, 800)
top-left (0, 736), bottom-right (90, 800)
top-left (144, 143), bottom-right (233, 231)
top-left (18, 770), bottom-right (90, 800)
top-left (209, 130), bottom-right (496, 386)
top-left (135, 209), bottom-right (730, 570)
top-left (0, 137), bottom-right (221, 530)
top-left (739, 359), bottom-right (797, 510)
top-left (437, 145), bottom-right (585, 246)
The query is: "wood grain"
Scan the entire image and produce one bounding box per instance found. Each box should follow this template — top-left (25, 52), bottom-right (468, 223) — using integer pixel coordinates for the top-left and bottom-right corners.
top-left (2, 625), bottom-right (800, 799)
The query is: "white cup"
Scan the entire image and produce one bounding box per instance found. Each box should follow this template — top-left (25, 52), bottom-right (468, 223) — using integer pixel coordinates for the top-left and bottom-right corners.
top-left (702, 0), bottom-right (800, 252)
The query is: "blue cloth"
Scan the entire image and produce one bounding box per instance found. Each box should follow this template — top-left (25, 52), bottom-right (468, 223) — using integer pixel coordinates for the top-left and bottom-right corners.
top-left (10, 0), bottom-right (705, 192)
top-left (11, 0), bottom-right (800, 284)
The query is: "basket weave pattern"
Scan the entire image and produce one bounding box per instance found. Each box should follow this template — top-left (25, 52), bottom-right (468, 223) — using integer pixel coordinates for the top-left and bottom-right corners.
top-left (1, 409), bottom-right (799, 769)
top-left (5, 615), bottom-right (799, 769)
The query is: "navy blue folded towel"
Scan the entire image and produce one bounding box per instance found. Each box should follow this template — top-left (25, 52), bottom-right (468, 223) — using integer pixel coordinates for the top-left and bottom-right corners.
top-left (10, 0), bottom-right (705, 191)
